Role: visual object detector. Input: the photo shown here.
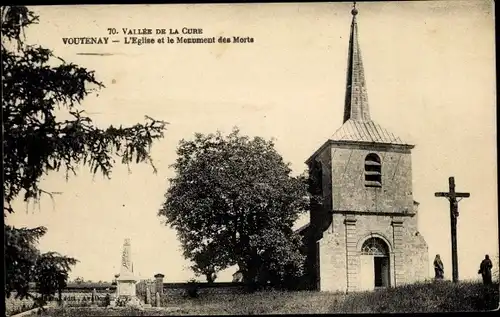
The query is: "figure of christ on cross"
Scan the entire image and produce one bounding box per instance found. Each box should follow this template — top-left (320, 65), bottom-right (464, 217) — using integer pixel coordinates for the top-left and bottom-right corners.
top-left (435, 177), bottom-right (470, 283)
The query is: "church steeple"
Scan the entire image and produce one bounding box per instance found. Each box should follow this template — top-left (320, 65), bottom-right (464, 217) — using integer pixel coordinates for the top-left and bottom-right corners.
top-left (343, 2), bottom-right (371, 123)
top-left (321, 2), bottom-right (408, 147)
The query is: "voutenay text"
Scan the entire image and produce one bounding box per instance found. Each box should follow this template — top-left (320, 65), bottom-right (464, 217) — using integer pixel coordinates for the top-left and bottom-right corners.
top-left (61, 27), bottom-right (255, 45)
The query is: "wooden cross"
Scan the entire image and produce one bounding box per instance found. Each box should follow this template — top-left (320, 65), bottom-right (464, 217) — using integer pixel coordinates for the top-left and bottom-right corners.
top-left (435, 176), bottom-right (470, 283)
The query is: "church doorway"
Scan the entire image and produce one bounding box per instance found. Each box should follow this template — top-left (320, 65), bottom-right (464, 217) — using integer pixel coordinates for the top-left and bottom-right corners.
top-left (359, 237), bottom-right (390, 291)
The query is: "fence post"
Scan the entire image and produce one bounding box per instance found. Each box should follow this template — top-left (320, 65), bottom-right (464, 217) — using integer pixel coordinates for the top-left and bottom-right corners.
top-left (154, 273), bottom-right (165, 295)
top-left (155, 292), bottom-right (161, 308)
top-left (91, 288), bottom-right (97, 307)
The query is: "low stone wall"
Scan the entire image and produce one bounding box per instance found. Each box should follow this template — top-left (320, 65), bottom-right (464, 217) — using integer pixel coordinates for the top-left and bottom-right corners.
top-left (22, 284), bottom-right (117, 309)
top-left (62, 288), bottom-right (116, 294)
top-left (163, 282), bottom-right (247, 298)
top-left (136, 280), bottom-right (247, 301)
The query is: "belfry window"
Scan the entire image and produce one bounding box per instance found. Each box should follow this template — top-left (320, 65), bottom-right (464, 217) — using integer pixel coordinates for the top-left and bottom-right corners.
top-left (364, 153), bottom-right (382, 187)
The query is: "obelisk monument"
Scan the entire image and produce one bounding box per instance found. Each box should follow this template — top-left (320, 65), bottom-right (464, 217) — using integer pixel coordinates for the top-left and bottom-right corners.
top-left (111, 238), bottom-right (141, 307)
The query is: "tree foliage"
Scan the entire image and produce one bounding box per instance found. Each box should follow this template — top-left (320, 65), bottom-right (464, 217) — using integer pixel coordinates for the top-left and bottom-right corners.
top-left (190, 243), bottom-right (224, 283)
top-left (2, 5), bottom-right (167, 301)
top-left (33, 252), bottom-right (78, 302)
top-left (2, 6), bottom-right (168, 215)
top-left (4, 225), bottom-right (46, 298)
top-left (159, 128), bottom-right (309, 288)
top-left (5, 225), bottom-right (77, 307)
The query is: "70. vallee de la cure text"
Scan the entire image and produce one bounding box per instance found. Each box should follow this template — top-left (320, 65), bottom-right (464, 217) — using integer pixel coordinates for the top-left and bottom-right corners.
top-left (61, 27), bottom-right (255, 45)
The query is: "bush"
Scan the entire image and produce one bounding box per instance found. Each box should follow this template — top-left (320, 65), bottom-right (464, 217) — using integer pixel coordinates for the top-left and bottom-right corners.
top-left (104, 294), bottom-right (111, 307)
top-left (185, 279), bottom-right (199, 299)
top-left (114, 296), bottom-right (130, 307)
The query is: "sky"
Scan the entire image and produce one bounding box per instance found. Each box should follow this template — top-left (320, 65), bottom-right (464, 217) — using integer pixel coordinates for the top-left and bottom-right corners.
top-left (5, 1), bottom-right (497, 283)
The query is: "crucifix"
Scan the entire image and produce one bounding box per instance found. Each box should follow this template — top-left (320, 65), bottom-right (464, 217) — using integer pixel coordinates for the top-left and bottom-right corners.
top-left (435, 176), bottom-right (470, 283)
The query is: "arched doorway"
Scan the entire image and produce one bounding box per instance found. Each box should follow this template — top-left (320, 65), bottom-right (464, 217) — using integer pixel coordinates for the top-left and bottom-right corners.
top-left (359, 237), bottom-right (390, 291)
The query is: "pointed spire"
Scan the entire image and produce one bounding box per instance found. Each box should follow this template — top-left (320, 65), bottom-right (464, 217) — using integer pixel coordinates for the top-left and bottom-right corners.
top-left (343, 2), bottom-right (371, 123)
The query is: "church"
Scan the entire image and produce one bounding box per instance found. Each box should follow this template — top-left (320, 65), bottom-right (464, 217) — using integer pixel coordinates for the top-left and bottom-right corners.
top-left (297, 5), bottom-right (429, 293)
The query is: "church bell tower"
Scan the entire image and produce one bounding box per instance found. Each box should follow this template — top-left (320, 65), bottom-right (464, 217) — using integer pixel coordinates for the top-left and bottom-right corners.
top-left (301, 3), bottom-right (429, 293)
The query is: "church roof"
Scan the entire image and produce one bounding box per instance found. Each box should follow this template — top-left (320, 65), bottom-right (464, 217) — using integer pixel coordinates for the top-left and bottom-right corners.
top-left (343, 5), bottom-right (370, 123)
top-left (332, 5), bottom-right (409, 146)
top-left (330, 119), bottom-right (406, 145)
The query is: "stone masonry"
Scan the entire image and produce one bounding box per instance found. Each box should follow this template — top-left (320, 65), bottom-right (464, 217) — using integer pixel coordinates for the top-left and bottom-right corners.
top-left (308, 143), bottom-right (429, 293)
top-left (298, 6), bottom-right (429, 293)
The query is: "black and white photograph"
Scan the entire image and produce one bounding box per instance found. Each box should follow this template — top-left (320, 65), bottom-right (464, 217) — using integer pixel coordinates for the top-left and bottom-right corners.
top-left (3, 1), bottom-right (498, 315)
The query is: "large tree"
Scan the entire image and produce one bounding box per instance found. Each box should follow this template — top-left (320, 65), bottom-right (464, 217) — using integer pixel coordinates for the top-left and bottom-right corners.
top-left (159, 129), bottom-right (308, 288)
top-left (2, 6), bottom-right (167, 300)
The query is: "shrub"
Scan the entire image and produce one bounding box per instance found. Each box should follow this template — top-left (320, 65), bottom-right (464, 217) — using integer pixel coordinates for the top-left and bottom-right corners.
top-left (185, 279), bottom-right (199, 299)
top-left (114, 296), bottom-right (130, 307)
top-left (104, 294), bottom-right (111, 307)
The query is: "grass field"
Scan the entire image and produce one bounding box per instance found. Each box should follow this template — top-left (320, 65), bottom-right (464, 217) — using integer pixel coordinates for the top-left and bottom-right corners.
top-left (19, 280), bottom-right (499, 316)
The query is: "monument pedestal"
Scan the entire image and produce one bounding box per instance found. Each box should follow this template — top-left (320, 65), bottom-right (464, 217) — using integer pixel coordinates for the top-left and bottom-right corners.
top-left (116, 275), bottom-right (138, 296)
top-left (111, 275), bottom-right (142, 308)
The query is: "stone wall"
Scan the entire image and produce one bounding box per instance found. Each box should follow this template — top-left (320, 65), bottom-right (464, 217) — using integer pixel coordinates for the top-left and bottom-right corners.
top-left (28, 284), bottom-right (116, 295)
top-left (312, 142), bottom-right (428, 293)
top-left (319, 212), bottom-right (428, 292)
top-left (136, 277), bottom-right (247, 302)
top-left (330, 144), bottom-right (414, 214)
top-left (63, 284), bottom-right (116, 293)
top-left (394, 215), bottom-right (430, 284)
top-left (22, 284), bottom-right (115, 309)
top-left (163, 282), bottom-right (247, 299)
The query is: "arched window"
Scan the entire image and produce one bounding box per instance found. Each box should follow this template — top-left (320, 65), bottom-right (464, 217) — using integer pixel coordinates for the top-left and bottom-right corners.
top-left (364, 153), bottom-right (382, 187)
top-left (361, 237), bottom-right (389, 256)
